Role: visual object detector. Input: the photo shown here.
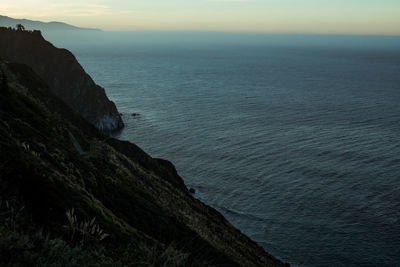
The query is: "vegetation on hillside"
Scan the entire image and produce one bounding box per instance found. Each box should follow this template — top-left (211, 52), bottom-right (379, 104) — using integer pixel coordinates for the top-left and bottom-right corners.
top-left (0, 54), bottom-right (286, 265)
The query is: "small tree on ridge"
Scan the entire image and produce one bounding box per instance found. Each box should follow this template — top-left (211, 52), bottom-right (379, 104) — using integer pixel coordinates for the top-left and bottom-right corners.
top-left (16, 24), bottom-right (25, 31)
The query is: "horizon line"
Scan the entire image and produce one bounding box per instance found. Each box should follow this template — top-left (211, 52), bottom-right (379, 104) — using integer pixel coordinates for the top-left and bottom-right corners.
top-left (99, 29), bottom-right (400, 38)
top-left (2, 14), bottom-right (400, 38)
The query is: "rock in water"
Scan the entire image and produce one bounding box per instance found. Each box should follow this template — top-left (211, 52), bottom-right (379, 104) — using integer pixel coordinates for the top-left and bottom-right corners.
top-left (0, 59), bottom-right (287, 267)
top-left (0, 27), bottom-right (124, 133)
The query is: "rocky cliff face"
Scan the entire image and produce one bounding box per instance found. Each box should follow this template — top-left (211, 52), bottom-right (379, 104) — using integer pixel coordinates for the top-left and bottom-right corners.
top-left (0, 27), bottom-right (123, 132)
top-left (0, 59), bottom-right (287, 265)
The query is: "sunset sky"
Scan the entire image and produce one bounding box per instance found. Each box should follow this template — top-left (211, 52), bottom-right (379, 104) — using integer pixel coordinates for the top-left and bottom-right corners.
top-left (1, 0), bottom-right (400, 35)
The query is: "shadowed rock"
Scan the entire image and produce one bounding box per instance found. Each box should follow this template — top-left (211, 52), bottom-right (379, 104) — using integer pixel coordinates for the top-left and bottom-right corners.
top-left (0, 58), bottom-right (288, 267)
top-left (0, 27), bottom-right (123, 133)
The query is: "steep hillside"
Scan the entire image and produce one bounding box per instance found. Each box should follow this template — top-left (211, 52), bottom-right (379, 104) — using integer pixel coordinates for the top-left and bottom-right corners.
top-left (0, 60), bottom-right (286, 266)
top-left (0, 27), bottom-right (123, 132)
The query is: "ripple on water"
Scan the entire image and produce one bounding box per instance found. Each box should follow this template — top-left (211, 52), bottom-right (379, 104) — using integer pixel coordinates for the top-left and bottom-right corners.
top-left (77, 38), bottom-right (400, 266)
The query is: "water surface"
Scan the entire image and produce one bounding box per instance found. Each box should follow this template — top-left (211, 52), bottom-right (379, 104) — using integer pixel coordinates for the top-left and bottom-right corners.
top-left (47, 32), bottom-right (400, 266)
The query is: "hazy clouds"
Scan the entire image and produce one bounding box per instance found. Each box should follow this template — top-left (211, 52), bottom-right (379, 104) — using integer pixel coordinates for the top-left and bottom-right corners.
top-left (1, 0), bottom-right (399, 35)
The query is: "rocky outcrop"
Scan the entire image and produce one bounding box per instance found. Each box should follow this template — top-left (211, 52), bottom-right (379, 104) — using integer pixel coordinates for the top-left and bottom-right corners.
top-left (0, 58), bottom-right (287, 266)
top-left (0, 27), bottom-right (123, 132)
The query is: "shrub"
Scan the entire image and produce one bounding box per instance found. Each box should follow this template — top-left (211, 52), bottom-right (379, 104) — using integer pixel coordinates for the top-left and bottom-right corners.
top-left (38, 239), bottom-right (113, 266)
top-left (119, 241), bottom-right (189, 267)
top-left (64, 208), bottom-right (109, 246)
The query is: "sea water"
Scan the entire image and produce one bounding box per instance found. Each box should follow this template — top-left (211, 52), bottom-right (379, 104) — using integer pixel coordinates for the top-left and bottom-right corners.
top-left (47, 32), bottom-right (400, 266)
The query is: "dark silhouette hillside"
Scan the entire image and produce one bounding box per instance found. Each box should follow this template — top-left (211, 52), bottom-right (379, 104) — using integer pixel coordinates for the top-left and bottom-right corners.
top-left (0, 32), bottom-right (287, 266)
top-left (0, 26), bottom-right (123, 132)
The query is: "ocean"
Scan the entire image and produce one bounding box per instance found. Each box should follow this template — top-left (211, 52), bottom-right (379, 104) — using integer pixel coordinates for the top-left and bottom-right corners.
top-left (47, 32), bottom-right (400, 266)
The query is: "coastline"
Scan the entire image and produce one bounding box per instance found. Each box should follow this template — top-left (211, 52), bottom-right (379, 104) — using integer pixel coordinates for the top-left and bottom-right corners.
top-left (0, 27), bottom-right (287, 266)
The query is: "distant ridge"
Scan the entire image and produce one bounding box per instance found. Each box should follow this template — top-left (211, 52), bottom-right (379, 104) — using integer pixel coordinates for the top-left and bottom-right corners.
top-left (0, 15), bottom-right (102, 32)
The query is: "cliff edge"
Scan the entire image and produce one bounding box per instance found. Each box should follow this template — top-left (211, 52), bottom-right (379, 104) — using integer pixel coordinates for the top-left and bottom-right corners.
top-left (0, 27), bottom-right (123, 132)
top-left (0, 30), bottom-right (288, 266)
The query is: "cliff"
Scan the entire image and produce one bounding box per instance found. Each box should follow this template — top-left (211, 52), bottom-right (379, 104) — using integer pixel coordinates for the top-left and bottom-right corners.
top-left (0, 27), bottom-right (123, 132)
top-left (0, 36), bottom-right (287, 266)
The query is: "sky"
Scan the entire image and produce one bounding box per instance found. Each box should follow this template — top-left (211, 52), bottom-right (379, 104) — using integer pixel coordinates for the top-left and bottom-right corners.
top-left (1, 0), bottom-right (400, 35)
